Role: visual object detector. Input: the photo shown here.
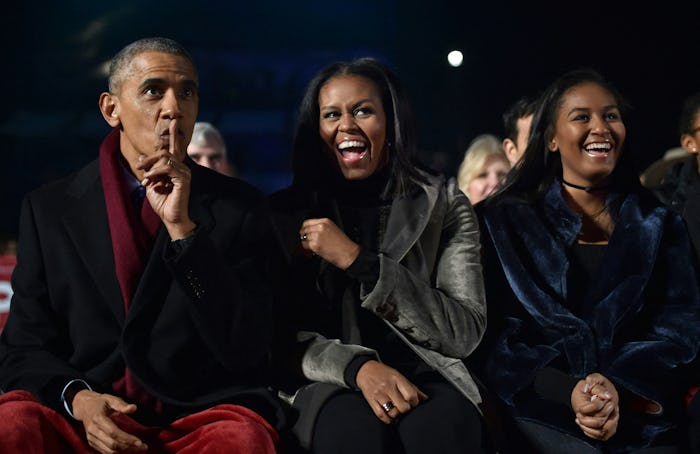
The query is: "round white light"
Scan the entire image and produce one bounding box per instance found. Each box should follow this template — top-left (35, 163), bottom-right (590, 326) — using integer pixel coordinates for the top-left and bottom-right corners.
top-left (447, 50), bottom-right (463, 67)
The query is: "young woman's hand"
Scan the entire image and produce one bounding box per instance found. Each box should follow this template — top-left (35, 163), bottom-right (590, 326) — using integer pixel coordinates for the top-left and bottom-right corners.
top-left (571, 373), bottom-right (619, 441)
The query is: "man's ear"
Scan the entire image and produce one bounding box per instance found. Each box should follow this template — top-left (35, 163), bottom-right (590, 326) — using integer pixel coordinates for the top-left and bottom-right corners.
top-left (502, 138), bottom-right (518, 165)
top-left (681, 134), bottom-right (698, 154)
top-left (99, 92), bottom-right (121, 127)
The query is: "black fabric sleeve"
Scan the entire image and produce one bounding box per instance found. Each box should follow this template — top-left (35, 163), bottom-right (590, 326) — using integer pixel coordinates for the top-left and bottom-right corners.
top-left (345, 248), bottom-right (379, 288)
top-left (344, 355), bottom-right (375, 389)
top-left (166, 231), bottom-right (197, 256)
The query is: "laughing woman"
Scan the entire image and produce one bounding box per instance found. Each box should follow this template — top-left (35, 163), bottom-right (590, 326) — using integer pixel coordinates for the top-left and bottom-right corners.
top-left (270, 58), bottom-right (486, 453)
top-left (472, 69), bottom-right (700, 453)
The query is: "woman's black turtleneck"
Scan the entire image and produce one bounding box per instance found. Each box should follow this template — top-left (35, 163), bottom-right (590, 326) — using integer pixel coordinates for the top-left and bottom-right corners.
top-left (331, 166), bottom-right (390, 287)
top-left (319, 166), bottom-right (428, 386)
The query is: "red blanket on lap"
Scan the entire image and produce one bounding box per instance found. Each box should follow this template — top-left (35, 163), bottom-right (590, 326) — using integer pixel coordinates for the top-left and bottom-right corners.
top-left (0, 390), bottom-right (279, 453)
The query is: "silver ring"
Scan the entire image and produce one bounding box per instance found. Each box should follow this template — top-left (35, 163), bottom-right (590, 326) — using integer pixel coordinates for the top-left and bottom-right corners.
top-left (301, 234), bottom-right (307, 241)
top-left (167, 157), bottom-right (175, 167)
top-left (381, 400), bottom-right (395, 413)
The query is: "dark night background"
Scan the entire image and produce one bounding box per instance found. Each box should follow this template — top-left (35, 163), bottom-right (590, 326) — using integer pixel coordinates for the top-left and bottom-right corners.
top-left (1, 0), bottom-right (699, 238)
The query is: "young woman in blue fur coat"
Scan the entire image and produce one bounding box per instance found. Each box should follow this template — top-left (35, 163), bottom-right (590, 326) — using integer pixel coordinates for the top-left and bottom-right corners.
top-left (472, 69), bottom-right (700, 453)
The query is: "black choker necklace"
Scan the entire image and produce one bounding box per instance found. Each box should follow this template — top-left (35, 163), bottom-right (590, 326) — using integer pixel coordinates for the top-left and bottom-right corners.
top-left (562, 179), bottom-right (610, 193)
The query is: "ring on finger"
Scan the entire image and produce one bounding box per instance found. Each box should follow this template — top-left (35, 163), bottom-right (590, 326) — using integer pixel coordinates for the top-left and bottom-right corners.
top-left (381, 400), bottom-right (395, 413)
top-left (167, 157), bottom-right (175, 167)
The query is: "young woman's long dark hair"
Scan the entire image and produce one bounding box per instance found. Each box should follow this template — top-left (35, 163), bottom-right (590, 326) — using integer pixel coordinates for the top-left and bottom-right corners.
top-left (488, 68), bottom-right (640, 206)
top-left (290, 57), bottom-right (427, 197)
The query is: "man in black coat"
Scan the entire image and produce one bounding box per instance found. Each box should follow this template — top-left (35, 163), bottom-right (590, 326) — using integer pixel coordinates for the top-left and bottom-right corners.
top-left (655, 90), bottom-right (700, 454)
top-left (0, 37), bottom-right (283, 454)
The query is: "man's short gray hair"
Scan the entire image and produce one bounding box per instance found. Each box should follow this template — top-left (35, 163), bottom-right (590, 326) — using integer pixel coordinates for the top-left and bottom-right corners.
top-left (189, 122), bottom-right (227, 156)
top-left (108, 37), bottom-right (196, 94)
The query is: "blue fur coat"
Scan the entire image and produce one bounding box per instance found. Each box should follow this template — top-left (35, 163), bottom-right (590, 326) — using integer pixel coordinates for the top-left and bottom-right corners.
top-left (474, 182), bottom-right (700, 451)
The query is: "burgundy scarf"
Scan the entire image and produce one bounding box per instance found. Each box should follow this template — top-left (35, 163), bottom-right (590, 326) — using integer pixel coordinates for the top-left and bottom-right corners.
top-left (99, 128), bottom-right (161, 307)
top-left (98, 128), bottom-right (161, 408)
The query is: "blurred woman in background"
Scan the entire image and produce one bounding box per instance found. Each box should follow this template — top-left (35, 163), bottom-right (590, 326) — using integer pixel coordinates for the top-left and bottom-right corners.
top-left (457, 134), bottom-right (510, 205)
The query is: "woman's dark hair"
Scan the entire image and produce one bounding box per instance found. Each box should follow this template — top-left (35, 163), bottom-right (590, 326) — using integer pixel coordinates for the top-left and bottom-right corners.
top-left (490, 68), bottom-right (638, 204)
top-left (678, 91), bottom-right (700, 136)
top-left (290, 57), bottom-right (426, 196)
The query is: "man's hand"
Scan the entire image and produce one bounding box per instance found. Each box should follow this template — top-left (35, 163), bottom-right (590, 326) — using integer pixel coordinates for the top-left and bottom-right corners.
top-left (355, 360), bottom-right (428, 424)
top-left (138, 119), bottom-right (196, 240)
top-left (299, 218), bottom-right (360, 269)
top-left (571, 373), bottom-right (619, 441)
top-left (72, 390), bottom-right (147, 453)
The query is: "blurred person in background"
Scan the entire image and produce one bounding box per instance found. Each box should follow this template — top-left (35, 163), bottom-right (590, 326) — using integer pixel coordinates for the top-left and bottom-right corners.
top-left (654, 90), bottom-right (700, 454)
top-left (656, 91), bottom-right (700, 261)
top-left (187, 121), bottom-right (237, 177)
top-left (502, 95), bottom-right (538, 168)
top-left (457, 134), bottom-right (510, 205)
